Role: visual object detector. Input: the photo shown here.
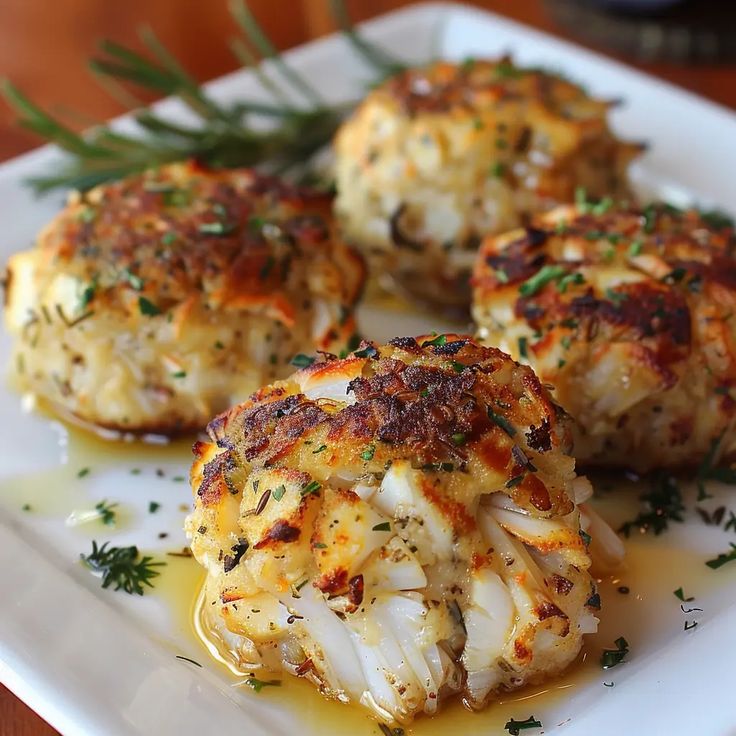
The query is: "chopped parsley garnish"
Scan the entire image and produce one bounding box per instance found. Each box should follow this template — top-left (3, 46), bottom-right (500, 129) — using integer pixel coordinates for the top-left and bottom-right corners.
top-left (272, 485), bottom-right (286, 501)
top-left (706, 543), bottom-right (736, 570)
top-left (77, 206), bottom-right (96, 224)
top-left (171, 370), bottom-right (187, 379)
top-left (198, 221), bottom-right (236, 236)
top-left (518, 265), bottom-right (566, 297)
top-left (300, 480), bottom-right (322, 497)
top-left (22, 503), bottom-right (31, 512)
top-left (148, 501), bottom-right (160, 513)
top-left (556, 272), bottom-right (585, 293)
top-left (138, 296), bottom-right (162, 316)
top-left (490, 161), bottom-right (505, 178)
top-left (495, 61), bottom-right (524, 79)
top-left (290, 353), bottom-right (316, 368)
top-left (214, 340), bottom-right (225, 350)
top-left (619, 471), bottom-right (684, 537)
top-left (628, 239), bottom-right (643, 257)
top-left (451, 360), bottom-right (466, 373)
top-left (354, 344), bottom-right (379, 359)
top-left (422, 334), bottom-right (447, 347)
top-left (248, 216), bottom-right (266, 232)
top-left (452, 432), bottom-right (466, 446)
top-left (312, 444), bottom-right (327, 454)
top-left (77, 467), bottom-right (91, 478)
top-left (504, 716), bottom-right (543, 734)
top-left (579, 529), bottom-right (592, 546)
top-left (488, 408), bottom-right (516, 436)
top-left (95, 500), bottom-right (118, 526)
top-left (81, 541), bottom-right (165, 595)
top-left (517, 336), bottom-right (529, 360)
top-left (372, 522), bottom-right (391, 532)
top-left (79, 279), bottom-right (97, 311)
top-left (575, 186), bottom-right (590, 212)
top-left (605, 288), bottom-right (627, 305)
top-left (123, 268), bottom-right (144, 291)
top-left (161, 231), bottom-right (177, 246)
top-left (361, 444), bottom-right (376, 461)
top-left (244, 677), bottom-right (281, 693)
top-left (591, 196), bottom-right (614, 215)
top-left (643, 205), bottom-right (657, 233)
top-left (674, 587), bottom-right (694, 602)
top-left (494, 266), bottom-right (509, 282)
top-left (505, 474), bottom-right (524, 489)
top-left (601, 636), bottom-right (629, 669)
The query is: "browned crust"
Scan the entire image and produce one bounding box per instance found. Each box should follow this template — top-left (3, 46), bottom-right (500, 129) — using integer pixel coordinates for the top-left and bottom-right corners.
top-left (197, 335), bottom-right (575, 517)
top-left (473, 204), bottom-right (736, 378)
top-left (33, 161), bottom-right (354, 321)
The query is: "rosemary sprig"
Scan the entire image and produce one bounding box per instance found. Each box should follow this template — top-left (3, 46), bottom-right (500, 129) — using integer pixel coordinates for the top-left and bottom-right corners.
top-left (1, 0), bottom-right (406, 194)
top-left (81, 541), bottom-right (165, 595)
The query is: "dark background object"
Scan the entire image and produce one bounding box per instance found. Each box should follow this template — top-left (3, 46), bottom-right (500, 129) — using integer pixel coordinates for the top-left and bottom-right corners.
top-left (546, 0), bottom-right (736, 62)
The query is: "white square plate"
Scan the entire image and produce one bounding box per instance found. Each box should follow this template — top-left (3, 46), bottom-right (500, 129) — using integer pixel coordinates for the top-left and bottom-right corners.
top-left (2, 3), bottom-right (736, 735)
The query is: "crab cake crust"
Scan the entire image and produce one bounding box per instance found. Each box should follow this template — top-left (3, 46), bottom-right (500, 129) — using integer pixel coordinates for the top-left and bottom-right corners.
top-left (334, 58), bottom-right (641, 310)
top-left (186, 335), bottom-right (603, 723)
top-left (4, 162), bottom-right (365, 436)
top-left (472, 202), bottom-right (736, 471)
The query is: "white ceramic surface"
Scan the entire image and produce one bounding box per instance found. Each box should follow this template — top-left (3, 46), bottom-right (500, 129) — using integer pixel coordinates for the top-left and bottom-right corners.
top-left (2, 3), bottom-right (736, 735)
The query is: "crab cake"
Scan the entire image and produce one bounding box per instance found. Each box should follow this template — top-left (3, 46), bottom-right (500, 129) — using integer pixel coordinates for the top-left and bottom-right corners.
top-left (3, 162), bottom-right (365, 437)
top-left (472, 202), bottom-right (736, 471)
top-left (186, 335), bottom-right (620, 724)
top-left (333, 58), bottom-right (641, 311)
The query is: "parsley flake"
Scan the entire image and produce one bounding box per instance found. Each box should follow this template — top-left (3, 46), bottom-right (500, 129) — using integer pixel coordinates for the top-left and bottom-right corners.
top-left (138, 296), bottom-right (162, 316)
top-left (422, 334), bottom-right (447, 347)
top-left (706, 543), bottom-right (736, 570)
top-left (518, 265), bottom-right (566, 297)
top-left (504, 716), bottom-right (542, 734)
top-left (361, 444), bottom-right (376, 461)
top-left (601, 636), bottom-right (629, 669)
top-left (301, 480), bottom-right (322, 497)
top-left (290, 353), bottom-right (316, 368)
top-left (244, 677), bottom-right (281, 693)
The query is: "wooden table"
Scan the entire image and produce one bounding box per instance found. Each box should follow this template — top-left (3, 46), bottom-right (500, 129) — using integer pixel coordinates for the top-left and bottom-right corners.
top-left (1, 0), bottom-right (734, 733)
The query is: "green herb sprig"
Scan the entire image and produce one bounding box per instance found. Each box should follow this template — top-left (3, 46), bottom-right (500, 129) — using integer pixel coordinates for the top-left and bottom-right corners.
top-left (619, 472), bottom-right (684, 537)
top-left (81, 541), bottom-right (165, 595)
top-left (1, 0), bottom-right (406, 194)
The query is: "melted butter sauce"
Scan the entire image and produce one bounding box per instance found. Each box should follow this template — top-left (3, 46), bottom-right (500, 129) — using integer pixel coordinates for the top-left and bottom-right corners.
top-left (3, 416), bottom-right (735, 734)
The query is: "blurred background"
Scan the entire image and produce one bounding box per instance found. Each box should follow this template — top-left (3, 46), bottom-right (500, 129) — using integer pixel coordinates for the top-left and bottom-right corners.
top-left (0, 0), bottom-right (734, 733)
top-left (1, 0), bottom-right (735, 163)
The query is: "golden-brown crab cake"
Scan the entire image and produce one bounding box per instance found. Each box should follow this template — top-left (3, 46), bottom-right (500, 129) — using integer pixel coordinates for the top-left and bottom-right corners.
top-left (334, 58), bottom-right (642, 310)
top-left (186, 335), bottom-right (621, 724)
top-left (3, 162), bottom-right (365, 437)
top-left (472, 201), bottom-right (736, 471)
